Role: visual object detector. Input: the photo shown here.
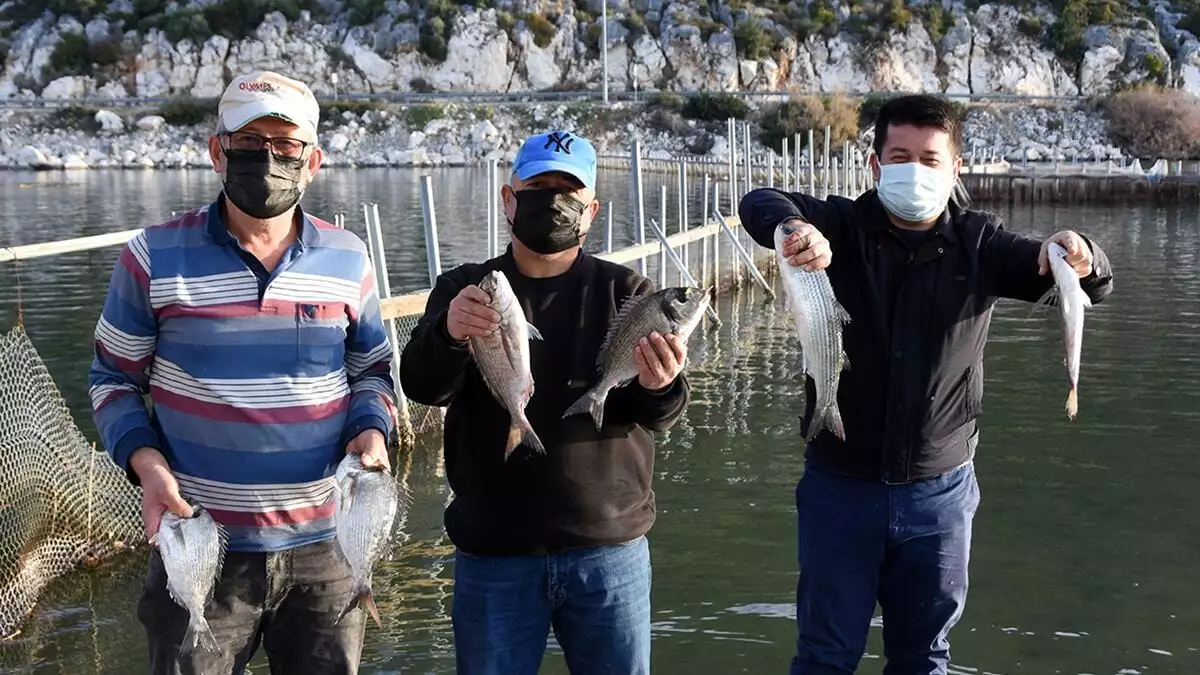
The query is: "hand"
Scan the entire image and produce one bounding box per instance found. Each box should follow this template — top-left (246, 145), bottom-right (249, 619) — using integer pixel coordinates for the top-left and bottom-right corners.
top-left (1038, 230), bottom-right (1093, 278)
top-left (780, 219), bottom-right (832, 272)
top-left (346, 428), bottom-right (390, 471)
top-left (446, 285), bottom-right (500, 342)
top-left (635, 332), bottom-right (686, 391)
top-left (130, 447), bottom-right (193, 543)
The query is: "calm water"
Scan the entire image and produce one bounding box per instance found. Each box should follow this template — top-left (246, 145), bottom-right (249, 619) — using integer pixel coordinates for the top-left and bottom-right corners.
top-left (0, 169), bottom-right (1198, 674)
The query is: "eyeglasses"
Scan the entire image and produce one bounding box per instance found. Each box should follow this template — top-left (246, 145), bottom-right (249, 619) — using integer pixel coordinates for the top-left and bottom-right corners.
top-left (220, 131), bottom-right (311, 159)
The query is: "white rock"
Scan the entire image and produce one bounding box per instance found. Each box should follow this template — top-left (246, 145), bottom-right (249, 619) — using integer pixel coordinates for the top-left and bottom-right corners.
top-left (94, 110), bottom-right (124, 133)
top-left (42, 76), bottom-right (91, 99)
top-left (16, 145), bottom-right (50, 168)
top-left (62, 154), bottom-right (90, 170)
top-left (739, 60), bottom-right (758, 87)
top-left (136, 115), bottom-right (166, 132)
top-left (408, 130), bottom-right (427, 148)
top-left (1180, 40), bottom-right (1200, 95)
top-left (327, 132), bottom-right (351, 152)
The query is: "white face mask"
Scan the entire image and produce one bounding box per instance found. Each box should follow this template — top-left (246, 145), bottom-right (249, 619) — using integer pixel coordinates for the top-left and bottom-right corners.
top-left (875, 161), bottom-right (954, 223)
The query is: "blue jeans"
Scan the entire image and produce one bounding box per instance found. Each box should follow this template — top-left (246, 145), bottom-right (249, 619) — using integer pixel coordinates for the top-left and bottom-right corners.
top-left (791, 461), bottom-right (981, 675)
top-left (451, 535), bottom-right (652, 675)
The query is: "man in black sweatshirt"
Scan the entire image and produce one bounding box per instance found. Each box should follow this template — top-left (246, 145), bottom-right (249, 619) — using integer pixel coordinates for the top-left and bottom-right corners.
top-left (399, 130), bottom-right (689, 675)
top-left (738, 95), bottom-right (1114, 675)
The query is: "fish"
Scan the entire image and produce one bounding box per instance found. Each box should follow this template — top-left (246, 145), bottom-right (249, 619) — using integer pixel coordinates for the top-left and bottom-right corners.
top-left (774, 221), bottom-right (852, 443)
top-left (332, 452), bottom-right (411, 628)
top-left (562, 286), bottom-right (711, 431)
top-left (1036, 241), bottom-right (1092, 420)
top-left (469, 270), bottom-right (547, 459)
top-left (153, 506), bottom-right (228, 654)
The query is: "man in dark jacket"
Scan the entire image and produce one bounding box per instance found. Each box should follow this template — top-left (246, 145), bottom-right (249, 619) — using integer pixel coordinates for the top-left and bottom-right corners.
top-left (738, 94), bottom-right (1114, 675)
top-left (399, 130), bottom-right (689, 675)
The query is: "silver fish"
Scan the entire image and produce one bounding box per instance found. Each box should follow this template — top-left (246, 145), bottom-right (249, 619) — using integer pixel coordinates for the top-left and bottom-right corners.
top-left (470, 270), bottom-right (546, 459)
top-left (775, 222), bottom-right (852, 443)
top-left (563, 286), bottom-right (710, 431)
top-left (333, 452), bottom-right (411, 628)
top-left (154, 506), bottom-right (227, 654)
top-left (1037, 241), bottom-right (1091, 420)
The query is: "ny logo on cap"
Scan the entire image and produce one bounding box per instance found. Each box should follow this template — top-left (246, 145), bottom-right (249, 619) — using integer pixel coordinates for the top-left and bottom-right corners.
top-left (544, 132), bottom-right (575, 154)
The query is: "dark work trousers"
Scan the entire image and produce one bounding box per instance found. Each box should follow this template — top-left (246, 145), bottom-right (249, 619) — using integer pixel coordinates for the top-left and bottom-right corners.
top-left (138, 538), bottom-right (366, 675)
top-left (790, 461), bottom-right (981, 675)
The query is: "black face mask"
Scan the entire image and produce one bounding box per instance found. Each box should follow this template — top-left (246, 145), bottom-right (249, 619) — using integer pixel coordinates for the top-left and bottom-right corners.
top-left (222, 148), bottom-right (306, 219)
top-left (509, 187), bottom-right (588, 255)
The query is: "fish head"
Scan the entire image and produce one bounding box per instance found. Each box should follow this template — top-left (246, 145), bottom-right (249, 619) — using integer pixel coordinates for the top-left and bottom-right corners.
top-left (774, 222), bottom-right (795, 250)
top-left (477, 270), bottom-right (514, 312)
top-left (660, 286), bottom-right (711, 338)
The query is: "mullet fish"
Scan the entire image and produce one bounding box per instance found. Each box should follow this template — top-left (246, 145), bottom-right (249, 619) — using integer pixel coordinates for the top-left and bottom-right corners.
top-left (774, 222), bottom-right (852, 442)
top-left (1036, 241), bottom-right (1091, 420)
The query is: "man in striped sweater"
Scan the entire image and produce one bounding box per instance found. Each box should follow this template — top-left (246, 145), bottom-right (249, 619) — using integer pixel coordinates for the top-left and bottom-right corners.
top-left (87, 71), bottom-right (397, 674)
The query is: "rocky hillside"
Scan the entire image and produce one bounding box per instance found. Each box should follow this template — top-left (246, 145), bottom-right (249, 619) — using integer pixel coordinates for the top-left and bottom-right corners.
top-left (1, 0), bottom-right (1199, 100)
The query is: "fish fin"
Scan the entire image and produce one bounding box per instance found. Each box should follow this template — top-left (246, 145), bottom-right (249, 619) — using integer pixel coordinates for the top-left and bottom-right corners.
top-left (826, 405), bottom-right (846, 441)
top-left (1028, 287), bottom-right (1059, 317)
top-left (180, 615), bottom-right (220, 655)
top-left (212, 522), bottom-right (229, 589)
top-left (841, 350), bottom-right (851, 372)
top-left (527, 322), bottom-right (544, 341)
top-left (833, 301), bottom-right (852, 325)
top-left (792, 353), bottom-right (805, 378)
top-left (598, 294), bottom-right (649, 370)
top-left (1081, 293), bottom-right (1093, 309)
top-left (1066, 387), bottom-right (1078, 421)
top-left (336, 586), bottom-right (382, 629)
top-left (505, 414), bottom-right (546, 459)
top-left (562, 386), bottom-right (607, 431)
top-left (803, 409), bottom-right (825, 444)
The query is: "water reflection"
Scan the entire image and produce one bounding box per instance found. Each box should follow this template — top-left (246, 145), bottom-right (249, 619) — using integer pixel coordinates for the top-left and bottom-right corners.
top-left (0, 171), bottom-right (1198, 674)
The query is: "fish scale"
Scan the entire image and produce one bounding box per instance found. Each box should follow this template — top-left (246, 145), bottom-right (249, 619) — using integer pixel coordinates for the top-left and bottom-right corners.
top-left (468, 270), bottom-right (546, 459)
top-left (155, 506), bottom-right (227, 654)
top-left (774, 222), bottom-right (852, 443)
top-left (563, 286), bottom-right (710, 431)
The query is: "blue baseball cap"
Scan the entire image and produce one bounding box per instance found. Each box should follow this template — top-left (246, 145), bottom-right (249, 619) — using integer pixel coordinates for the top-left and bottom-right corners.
top-left (512, 130), bottom-right (597, 190)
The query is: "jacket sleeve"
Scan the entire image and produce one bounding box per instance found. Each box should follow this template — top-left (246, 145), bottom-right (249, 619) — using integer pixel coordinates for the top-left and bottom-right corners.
top-left (398, 269), bottom-right (472, 407)
top-left (603, 277), bottom-right (691, 432)
top-left (340, 256), bottom-right (399, 449)
top-left (88, 232), bottom-right (160, 484)
top-left (981, 218), bottom-right (1115, 305)
top-left (737, 187), bottom-right (846, 250)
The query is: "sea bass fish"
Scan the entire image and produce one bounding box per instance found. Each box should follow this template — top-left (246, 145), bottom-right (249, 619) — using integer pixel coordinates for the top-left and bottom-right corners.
top-left (154, 506), bottom-right (227, 654)
top-left (1039, 241), bottom-right (1091, 419)
top-left (333, 452), bottom-right (411, 628)
top-left (562, 286), bottom-right (710, 431)
top-left (469, 270), bottom-right (546, 459)
top-left (775, 222), bottom-right (852, 443)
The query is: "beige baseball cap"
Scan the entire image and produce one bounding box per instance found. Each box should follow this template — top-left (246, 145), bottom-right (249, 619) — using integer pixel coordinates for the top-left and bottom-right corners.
top-left (218, 71), bottom-right (320, 140)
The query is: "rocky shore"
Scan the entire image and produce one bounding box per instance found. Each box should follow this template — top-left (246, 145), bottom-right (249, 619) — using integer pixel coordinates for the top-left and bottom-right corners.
top-left (0, 97), bottom-right (1129, 171)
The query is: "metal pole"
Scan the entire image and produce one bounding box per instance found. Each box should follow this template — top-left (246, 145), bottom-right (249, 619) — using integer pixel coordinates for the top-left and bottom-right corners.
top-left (418, 175), bottom-right (442, 286)
top-left (742, 122), bottom-right (751, 198)
top-left (632, 140), bottom-right (647, 276)
top-left (604, 200), bottom-right (614, 253)
top-left (727, 118), bottom-right (736, 214)
top-left (487, 158), bottom-right (498, 258)
top-left (782, 137), bottom-right (789, 192)
top-left (822, 125), bottom-right (831, 198)
top-left (712, 182), bottom-right (721, 289)
top-left (680, 160), bottom-right (689, 279)
top-left (713, 208), bottom-right (774, 298)
top-left (701, 173), bottom-right (710, 289)
top-left (767, 151), bottom-right (775, 188)
top-left (658, 184), bottom-right (668, 289)
top-left (807, 129), bottom-right (815, 195)
top-left (362, 202), bottom-right (412, 441)
top-left (646, 219), bottom-right (721, 326)
top-left (601, 0), bottom-right (609, 104)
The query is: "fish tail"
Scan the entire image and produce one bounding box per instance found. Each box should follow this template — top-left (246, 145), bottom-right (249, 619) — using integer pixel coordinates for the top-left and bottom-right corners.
top-left (563, 386), bottom-right (607, 432)
top-left (505, 414), bottom-right (546, 459)
top-left (337, 584), bottom-right (382, 628)
top-left (180, 614), bottom-right (219, 654)
top-left (1066, 385), bottom-right (1078, 421)
top-left (827, 404), bottom-right (846, 441)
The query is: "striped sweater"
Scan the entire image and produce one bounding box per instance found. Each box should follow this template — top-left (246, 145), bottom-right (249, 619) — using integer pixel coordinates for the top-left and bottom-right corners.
top-left (88, 196), bottom-right (397, 552)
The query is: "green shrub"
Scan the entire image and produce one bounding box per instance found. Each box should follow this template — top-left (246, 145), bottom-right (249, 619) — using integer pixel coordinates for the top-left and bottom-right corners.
top-left (1103, 85), bottom-right (1200, 159)
top-left (1144, 53), bottom-right (1167, 83)
top-left (43, 105), bottom-right (101, 133)
top-left (42, 33), bottom-right (91, 81)
top-left (733, 18), bottom-right (771, 60)
top-left (320, 100), bottom-right (385, 122)
top-left (158, 97), bottom-right (216, 127)
top-left (759, 94), bottom-right (860, 154)
top-left (527, 13), bottom-right (557, 48)
top-left (347, 0), bottom-right (388, 25)
top-left (1017, 16), bottom-right (1043, 39)
top-left (681, 93), bottom-right (750, 121)
top-left (857, 93), bottom-right (895, 128)
top-left (410, 77), bottom-right (435, 93)
top-left (648, 92), bottom-right (685, 112)
top-left (402, 104), bottom-right (444, 129)
top-left (419, 17), bottom-right (449, 61)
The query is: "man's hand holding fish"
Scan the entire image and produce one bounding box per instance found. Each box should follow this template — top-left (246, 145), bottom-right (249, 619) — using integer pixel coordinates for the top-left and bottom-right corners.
top-left (778, 218), bottom-right (833, 271)
top-left (634, 331), bottom-right (687, 391)
top-left (1037, 230), bottom-right (1095, 278)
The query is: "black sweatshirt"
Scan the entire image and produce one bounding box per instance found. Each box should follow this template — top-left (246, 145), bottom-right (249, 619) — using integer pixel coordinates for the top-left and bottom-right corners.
top-left (739, 188), bottom-right (1114, 484)
top-left (399, 248), bottom-right (690, 556)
